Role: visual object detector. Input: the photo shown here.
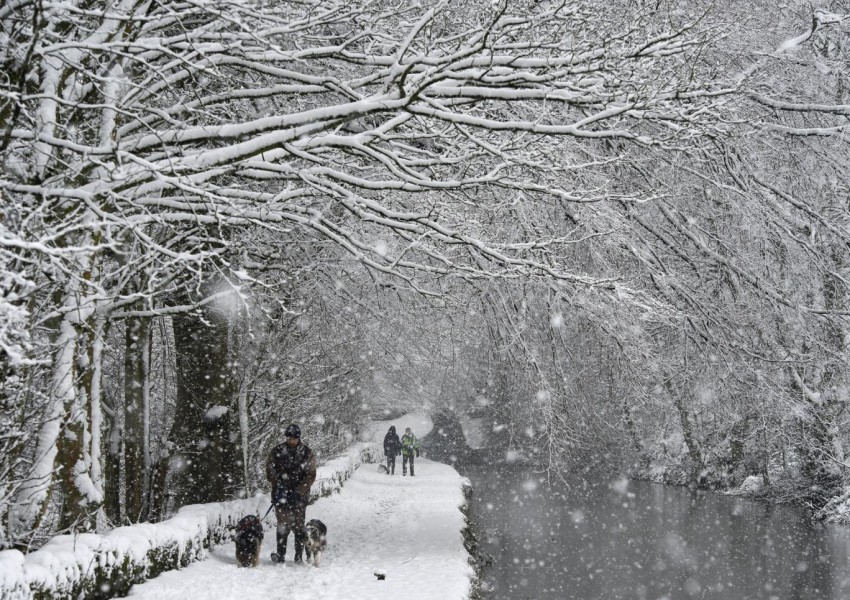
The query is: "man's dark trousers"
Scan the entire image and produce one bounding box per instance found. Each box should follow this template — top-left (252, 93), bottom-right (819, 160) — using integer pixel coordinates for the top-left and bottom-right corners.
top-left (274, 501), bottom-right (306, 561)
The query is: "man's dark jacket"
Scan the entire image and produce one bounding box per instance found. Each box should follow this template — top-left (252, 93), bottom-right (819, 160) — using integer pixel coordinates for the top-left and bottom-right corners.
top-left (383, 427), bottom-right (401, 456)
top-left (266, 442), bottom-right (317, 506)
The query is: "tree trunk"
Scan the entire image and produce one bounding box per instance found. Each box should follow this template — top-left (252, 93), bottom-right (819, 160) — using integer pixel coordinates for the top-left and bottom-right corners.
top-left (147, 446), bottom-right (173, 522)
top-left (103, 420), bottom-right (122, 524)
top-left (124, 311), bottom-right (151, 522)
top-left (237, 388), bottom-right (251, 498)
top-left (168, 290), bottom-right (239, 507)
top-left (792, 249), bottom-right (846, 490)
top-left (666, 379), bottom-right (703, 483)
top-left (7, 308), bottom-right (68, 537)
top-left (0, 319), bottom-right (33, 547)
top-left (55, 302), bottom-right (104, 531)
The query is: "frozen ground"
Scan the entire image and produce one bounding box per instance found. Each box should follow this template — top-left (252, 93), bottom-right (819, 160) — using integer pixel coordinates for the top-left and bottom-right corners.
top-left (127, 414), bottom-right (474, 600)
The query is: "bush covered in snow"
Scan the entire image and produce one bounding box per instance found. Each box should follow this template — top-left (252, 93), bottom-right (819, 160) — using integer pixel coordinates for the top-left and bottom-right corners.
top-left (736, 475), bottom-right (766, 496)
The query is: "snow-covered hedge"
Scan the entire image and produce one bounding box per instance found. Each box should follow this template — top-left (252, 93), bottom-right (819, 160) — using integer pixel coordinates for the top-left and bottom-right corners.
top-left (0, 443), bottom-right (378, 600)
top-left (312, 442), bottom-right (377, 501)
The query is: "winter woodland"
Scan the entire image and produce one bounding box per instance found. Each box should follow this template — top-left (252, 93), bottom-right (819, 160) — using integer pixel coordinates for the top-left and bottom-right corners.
top-left (2, 0), bottom-right (850, 553)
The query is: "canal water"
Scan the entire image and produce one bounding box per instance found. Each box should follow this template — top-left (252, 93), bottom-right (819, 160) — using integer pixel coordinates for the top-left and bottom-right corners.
top-left (462, 464), bottom-right (850, 600)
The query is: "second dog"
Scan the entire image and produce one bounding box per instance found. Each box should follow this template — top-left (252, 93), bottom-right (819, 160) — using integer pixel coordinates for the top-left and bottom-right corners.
top-left (304, 518), bottom-right (327, 567)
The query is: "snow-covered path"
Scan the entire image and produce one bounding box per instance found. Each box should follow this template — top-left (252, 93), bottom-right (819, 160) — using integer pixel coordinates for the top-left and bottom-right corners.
top-left (127, 417), bottom-right (473, 600)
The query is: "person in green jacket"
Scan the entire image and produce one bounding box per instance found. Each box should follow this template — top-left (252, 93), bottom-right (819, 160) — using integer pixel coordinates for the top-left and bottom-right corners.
top-left (401, 427), bottom-right (420, 476)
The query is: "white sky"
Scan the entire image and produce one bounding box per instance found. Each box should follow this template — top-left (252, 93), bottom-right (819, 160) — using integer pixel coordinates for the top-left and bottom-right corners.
top-left (126, 413), bottom-right (475, 600)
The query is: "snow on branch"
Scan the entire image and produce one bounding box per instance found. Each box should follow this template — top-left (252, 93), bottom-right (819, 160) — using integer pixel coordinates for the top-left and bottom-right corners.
top-left (777, 9), bottom-right (849, 53)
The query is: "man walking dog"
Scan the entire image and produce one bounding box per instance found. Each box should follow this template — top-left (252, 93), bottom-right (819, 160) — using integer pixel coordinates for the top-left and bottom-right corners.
top-left (266, 423), bottom-right (317, 563)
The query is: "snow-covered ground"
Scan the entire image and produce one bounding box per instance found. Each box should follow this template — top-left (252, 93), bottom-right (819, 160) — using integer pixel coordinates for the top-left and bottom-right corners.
top-left (126, 413), bottom-right (474, 600)
top-left (127, 457), bottom-right (471, 600)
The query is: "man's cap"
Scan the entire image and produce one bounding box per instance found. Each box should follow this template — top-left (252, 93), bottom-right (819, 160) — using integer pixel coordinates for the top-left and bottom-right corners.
top-left (285, 423), bottom-right (301, 439)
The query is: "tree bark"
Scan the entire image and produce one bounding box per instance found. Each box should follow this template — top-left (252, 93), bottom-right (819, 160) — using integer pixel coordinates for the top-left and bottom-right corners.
top-left (168, 288), bottom-right (239, 507)
top-left (103, 419), bottom-right (121, 524)
top-left (124, 311), bottom-right (151, 522)
top-left (55, 302), bottom-right (104, 531)
top-left (667, 379), bottom-right (703, 484)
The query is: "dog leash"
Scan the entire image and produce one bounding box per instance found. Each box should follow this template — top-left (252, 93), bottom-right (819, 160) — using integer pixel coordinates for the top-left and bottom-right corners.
top-left (260, 502), bottom-right (275, 521)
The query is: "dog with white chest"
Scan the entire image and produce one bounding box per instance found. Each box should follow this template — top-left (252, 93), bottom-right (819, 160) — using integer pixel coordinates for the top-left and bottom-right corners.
top-left (303, 518), bottom-right (327, 567)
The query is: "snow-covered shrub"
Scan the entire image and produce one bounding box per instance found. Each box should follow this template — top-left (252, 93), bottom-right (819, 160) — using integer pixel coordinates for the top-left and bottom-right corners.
top-left (736, 475), bottom-right (766, 496)
top-left (312, 442), bottom-right (377, 500)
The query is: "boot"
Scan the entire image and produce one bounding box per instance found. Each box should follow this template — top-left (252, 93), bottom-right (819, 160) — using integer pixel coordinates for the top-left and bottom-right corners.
top-left (294, 537), bottom-right (304, 563)
top-left (271, 533), bottom-right (287, 563)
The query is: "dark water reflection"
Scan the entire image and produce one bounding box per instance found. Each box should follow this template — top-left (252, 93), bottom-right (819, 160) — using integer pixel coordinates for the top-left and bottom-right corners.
top-left (462, 464), bottom-right (850, 600)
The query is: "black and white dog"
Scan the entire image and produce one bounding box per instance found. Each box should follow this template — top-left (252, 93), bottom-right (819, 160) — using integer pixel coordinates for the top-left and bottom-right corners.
top-left (304, 519), bottom-right (327, 567)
